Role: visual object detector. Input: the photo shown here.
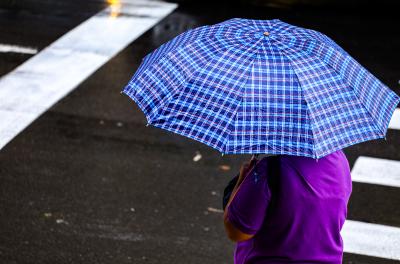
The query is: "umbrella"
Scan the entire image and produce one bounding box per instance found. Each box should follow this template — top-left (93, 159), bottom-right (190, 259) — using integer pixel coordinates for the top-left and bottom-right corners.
top-left (121, 18), bottom-right (400, 159)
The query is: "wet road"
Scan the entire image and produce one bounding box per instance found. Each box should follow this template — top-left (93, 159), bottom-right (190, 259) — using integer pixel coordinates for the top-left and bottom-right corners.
top-left (0, 0), bottom-right (400, 263)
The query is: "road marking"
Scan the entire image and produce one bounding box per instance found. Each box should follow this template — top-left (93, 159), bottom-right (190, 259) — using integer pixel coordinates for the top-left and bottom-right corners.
top-left (342, 220), bottom-right (400, 260)
top-left (0, 0), bottom-right (177, 150)
top-left (348, 156), bottom-right (400, 260)
top-left (388, 108), bottom-right (400, 130)
top-left (351, 156), bottom-right (400, 188)
top-left (0, 44), bottom-right (38, 54)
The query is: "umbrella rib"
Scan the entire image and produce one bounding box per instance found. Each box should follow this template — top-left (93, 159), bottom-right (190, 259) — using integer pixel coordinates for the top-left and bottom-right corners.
top-left (123, 35), bottom-right (208, 122)
top-left (221, 40), bottom-right (271, 155)
top-left (128, 33), bottom-right (244, 124)
top-left (154, 39), bottom-right (253, 121)
top-left (276, 35), bottom-right (397, 139)
top-left (266, 41), bottom-right (319, 159)
top-left (303, 39), bottom-right (389, 136)
top-left (271, 37), bottom-right (394, 158)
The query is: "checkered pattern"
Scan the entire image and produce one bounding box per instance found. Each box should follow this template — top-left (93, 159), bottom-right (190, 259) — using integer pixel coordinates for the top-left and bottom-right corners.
top-left (122, 18), bottom-right (400, 159)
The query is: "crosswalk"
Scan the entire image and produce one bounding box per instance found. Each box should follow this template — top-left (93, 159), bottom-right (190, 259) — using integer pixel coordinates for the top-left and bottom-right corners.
top-left (0, 44), bottom-right (38, 55)
top-left (0, 0), bottom-right (177, 150)
top-left (343, 126), bottom-right (400, 260)
top-left (342, 220), bottom-right (400, 260)
top-left (351, 156), bottom-right (400, 188)
top-left (0, 2), bottom-right (399, 262)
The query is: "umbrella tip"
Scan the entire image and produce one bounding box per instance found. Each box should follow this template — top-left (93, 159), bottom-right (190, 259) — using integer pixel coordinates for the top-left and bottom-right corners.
top-left (146, 123), bottom-right (149, 127)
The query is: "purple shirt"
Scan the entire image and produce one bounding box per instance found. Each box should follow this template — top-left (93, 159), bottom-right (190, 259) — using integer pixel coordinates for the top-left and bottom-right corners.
top-left (226, 149), bottom-right (352, 264)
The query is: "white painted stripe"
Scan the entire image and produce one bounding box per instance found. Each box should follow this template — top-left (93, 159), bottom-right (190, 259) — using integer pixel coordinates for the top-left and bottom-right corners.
top-left (0, 0), bottom-right (178, 150)
top-left (342, 220), bottom-right (400, 260)
top-left (351, 156), bottom-right (400, 188)
top-left (388, 108), bottom-right (400, 130)
top-left (348, 156), bottom-right (400, 260)
top-left (0, 44), bottom-right (38, 54)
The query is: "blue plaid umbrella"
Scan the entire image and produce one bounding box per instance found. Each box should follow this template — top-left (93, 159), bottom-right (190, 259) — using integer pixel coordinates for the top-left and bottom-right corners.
top-left (121, 18), bottom-right (400, 159)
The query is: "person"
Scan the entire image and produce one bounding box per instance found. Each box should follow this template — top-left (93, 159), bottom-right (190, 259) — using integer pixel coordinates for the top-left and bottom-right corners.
top-left (223, 149), bottom-right (352, 264)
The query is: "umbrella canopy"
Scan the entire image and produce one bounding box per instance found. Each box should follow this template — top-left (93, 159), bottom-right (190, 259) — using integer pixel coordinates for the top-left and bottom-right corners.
top-left (121, 18), bottom-right (400, 159)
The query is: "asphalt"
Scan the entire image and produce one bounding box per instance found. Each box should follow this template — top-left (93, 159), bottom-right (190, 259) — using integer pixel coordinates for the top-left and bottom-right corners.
top-left (0, 1), bottom-right (400, 263)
